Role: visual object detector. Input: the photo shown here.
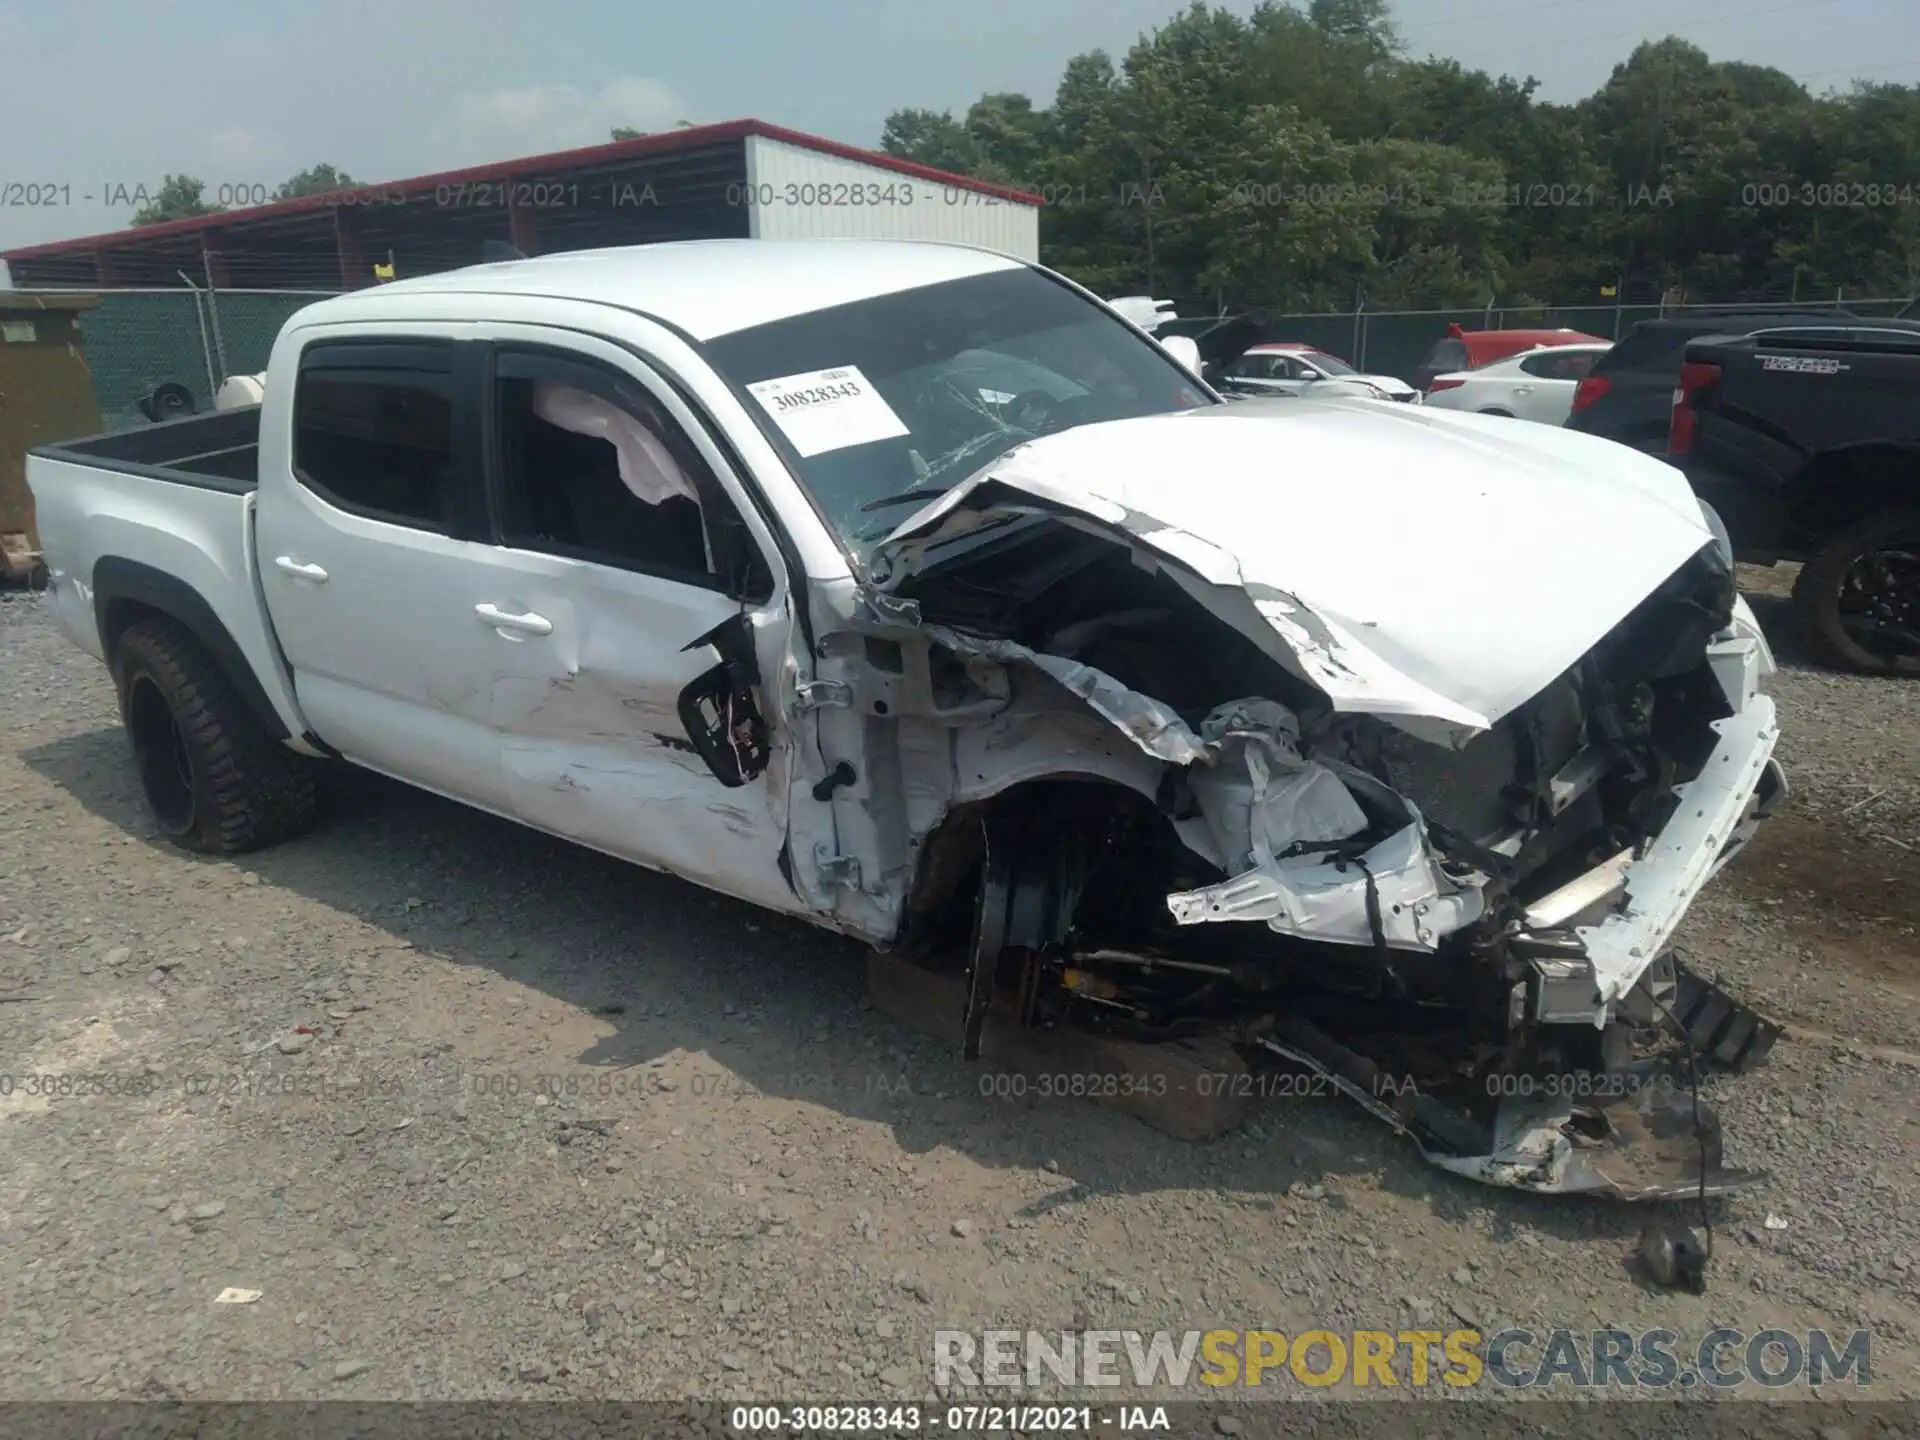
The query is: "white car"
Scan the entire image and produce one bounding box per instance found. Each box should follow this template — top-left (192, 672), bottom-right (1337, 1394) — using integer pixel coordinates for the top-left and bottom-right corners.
top-left (1422, 342), bottom-right (1613, 423)
top-left (1212, 343), bottom-right (1421, 404)
top-left (28, 239), bottom-right (1783, 1200)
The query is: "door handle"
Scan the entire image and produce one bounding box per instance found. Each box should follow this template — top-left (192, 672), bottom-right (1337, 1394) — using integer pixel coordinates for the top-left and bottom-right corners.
top-left (274, 556), bottom-right (329, 582)
top-left (475, 602), bottom-right (553, 637)
top-left (1513, 385), bottom-right (1534, 395)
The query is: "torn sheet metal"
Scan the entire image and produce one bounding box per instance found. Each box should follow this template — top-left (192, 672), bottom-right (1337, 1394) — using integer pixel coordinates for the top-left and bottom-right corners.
top-left (876, 403), bottom-right (1719, 735)
top-left (1176, 697), bottom-right (1483, 955)
top-left (1257, 1031), bottom-right (1765, 1201)
top-left (1184, 699), bottom-right (1367, 869)
top-left (1167, 816), bottom-right (1485, 952)
top-left (1576, 690), bottom-right (1780, 1008)
top-left (1422, 1081), bottom-right (1766, 1200)
top-left (922, 624), bottom-right (1208, 764)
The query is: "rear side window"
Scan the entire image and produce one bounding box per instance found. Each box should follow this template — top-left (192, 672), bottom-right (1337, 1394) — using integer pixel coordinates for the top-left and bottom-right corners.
top-left (292, 342), bottom-right (458, 529)
top-left (1520, 350), bottom-right (1602, 380)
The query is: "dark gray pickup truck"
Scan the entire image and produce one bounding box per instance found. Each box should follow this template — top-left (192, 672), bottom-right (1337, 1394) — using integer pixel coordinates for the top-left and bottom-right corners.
top-left (1668, 320), bottom-right (1920, 675)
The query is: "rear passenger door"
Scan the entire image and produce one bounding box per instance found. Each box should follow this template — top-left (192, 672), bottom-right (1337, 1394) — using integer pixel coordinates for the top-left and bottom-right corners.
top-left (466, 334), bottom-right (813, 917)
top-left (256, 336), bottom-right (513, 812)
top-left (1514, 349), bottom-right (1601, 424)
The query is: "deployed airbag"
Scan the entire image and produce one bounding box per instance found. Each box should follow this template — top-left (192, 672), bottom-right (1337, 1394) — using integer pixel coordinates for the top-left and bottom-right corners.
top-left (532, 382), bottom-right (698, 507)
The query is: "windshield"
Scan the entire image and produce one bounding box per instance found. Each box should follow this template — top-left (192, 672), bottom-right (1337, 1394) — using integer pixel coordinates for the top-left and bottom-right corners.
top-left (704, 267), bottom-right (1214, 552)
top-left (1305, 351), bottom-right (1357, 376)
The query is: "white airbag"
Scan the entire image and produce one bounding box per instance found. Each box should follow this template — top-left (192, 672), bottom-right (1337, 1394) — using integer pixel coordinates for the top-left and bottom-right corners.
top-left (532, 382), bottom-right (697, 507)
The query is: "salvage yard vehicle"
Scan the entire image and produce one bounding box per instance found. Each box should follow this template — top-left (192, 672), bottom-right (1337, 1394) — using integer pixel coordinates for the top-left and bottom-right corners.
top-left (29, 238), bottom-right (1786, 1200)
top-left (1668, 319), bottom-right (1920, 676)
top-left (1411, 323), bottom-right (1607, 393)
top-left (1211, 343), bottom-right (1422, 405)
top-left (1564, 310), bottom-right (1861, 455)
top-left (1421, 342), bottom-right (1612, 424)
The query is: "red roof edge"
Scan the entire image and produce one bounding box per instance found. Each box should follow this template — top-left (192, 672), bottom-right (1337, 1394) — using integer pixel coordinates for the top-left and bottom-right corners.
top-left (2, 118), bottom-right (1045, 262)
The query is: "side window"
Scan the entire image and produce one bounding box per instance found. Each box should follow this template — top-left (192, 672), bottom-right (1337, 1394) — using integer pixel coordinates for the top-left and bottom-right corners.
top-left (1521, 351), bottom-right (1600, 380)
top-left (292, 344), bottom-right (458, 529)
top-left (491, 351), bottom-right (746, 587)
top-left (1223, 355), bottom-right (1265, 379)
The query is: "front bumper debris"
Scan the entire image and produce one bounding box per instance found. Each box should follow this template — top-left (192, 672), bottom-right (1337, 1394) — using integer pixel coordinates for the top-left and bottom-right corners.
top-left (1252, 953), bottom-right (1783, 1200)
top-left (1420, 1078), bottom-right (1765, 1201)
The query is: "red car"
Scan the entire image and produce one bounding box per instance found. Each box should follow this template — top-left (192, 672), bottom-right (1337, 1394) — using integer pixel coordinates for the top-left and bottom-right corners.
top-left (1413, 323), bottom-right (1608, 392)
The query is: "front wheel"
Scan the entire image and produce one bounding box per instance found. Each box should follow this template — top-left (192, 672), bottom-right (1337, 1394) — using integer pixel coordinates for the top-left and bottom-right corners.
top-left (1792, 509), bottom-right (1920, 676)
top-left (113, 616), bottom-right (321, 852)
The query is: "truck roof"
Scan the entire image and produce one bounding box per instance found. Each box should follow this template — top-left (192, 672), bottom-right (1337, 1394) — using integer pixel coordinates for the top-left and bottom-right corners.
top-left (289, 238), bottom-right (1029, 342)
top-left (1687, 319), bottom-right (1920, 351)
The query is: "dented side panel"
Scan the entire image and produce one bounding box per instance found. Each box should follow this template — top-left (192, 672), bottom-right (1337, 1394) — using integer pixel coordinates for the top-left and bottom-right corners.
top-left (483, 548), bottom-right (812, 917)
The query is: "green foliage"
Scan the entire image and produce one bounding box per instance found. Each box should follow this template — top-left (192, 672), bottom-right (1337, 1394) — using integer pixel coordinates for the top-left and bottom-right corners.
top-left (129, 175), bottom-right (225, 227)
top-left (611, 122), bottom-right (694, 141)
top-left (274, 164), bottom-right (360, 200)
top-left (878, 1), bottom-right (1920, 307)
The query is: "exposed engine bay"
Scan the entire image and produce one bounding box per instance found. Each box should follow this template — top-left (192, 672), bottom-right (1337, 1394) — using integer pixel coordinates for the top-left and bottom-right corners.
top-left (835, 443), bottom-right (1789, 1201)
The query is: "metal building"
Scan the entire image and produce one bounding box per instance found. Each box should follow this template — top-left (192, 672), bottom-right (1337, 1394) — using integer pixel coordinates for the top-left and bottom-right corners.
top-left (1, 119), bottom-right (1043, 291)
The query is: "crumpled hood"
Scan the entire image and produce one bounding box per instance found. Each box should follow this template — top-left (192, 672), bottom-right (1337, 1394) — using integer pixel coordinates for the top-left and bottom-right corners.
top-left (876, 396), bottom-right (1718, 737)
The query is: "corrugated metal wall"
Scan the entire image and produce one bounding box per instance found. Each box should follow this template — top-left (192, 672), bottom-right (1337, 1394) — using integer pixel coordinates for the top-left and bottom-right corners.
top-left (744, 137), bottom-right (1040, 261)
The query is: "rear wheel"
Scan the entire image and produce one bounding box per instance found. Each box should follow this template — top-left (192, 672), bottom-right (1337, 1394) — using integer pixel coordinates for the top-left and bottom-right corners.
top-left (113, 616), bottom-right (321, 852)
top-left (1793, 508), bottom-right (1920, 676)
top-left (1477, 407), bottom-right (1515, 418)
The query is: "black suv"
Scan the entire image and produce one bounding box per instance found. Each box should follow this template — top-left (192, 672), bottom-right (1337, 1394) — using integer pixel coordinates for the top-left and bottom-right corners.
top-left (1564, 310), bottom-right (1860, 454)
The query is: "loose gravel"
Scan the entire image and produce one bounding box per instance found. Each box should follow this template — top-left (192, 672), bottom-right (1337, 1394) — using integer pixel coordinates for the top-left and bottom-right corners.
top-left (0, 566), bottom-right (1916, 1408)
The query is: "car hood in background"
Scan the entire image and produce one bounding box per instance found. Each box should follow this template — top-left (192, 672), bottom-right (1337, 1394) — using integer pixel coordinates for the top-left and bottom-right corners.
top-left (1344, 372), bottom-right (1417, 396)
top-left (873, 397), bottom-right (1715, 741)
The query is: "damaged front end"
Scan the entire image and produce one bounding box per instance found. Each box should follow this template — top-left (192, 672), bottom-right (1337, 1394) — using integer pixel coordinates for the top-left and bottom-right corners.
top-left (845, 417), bottom-right (1787, 1201)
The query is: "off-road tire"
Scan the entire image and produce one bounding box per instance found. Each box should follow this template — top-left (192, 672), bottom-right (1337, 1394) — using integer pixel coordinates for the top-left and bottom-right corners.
top-left (113, 615), bottom-right (320, 853)
top-left (1792, 507), bottom-right (1920, 677)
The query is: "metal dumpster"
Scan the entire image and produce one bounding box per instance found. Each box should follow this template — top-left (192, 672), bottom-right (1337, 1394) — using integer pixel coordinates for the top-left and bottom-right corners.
top-left (1, 292), bottom-right (103, 581)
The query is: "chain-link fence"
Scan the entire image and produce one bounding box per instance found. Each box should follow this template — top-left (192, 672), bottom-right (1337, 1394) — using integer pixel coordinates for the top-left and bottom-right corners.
top-left (1168, 295), bottom-right (1915, 384)
top-left (79, 288), bottom-right (336, 428)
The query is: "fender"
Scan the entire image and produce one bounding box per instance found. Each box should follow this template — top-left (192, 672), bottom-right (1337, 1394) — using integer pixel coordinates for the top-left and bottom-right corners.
top-left (91, 555), bottom-right (291, 741)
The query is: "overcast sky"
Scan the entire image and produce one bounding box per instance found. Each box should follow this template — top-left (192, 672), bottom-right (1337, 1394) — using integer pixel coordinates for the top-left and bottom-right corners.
top-left (0, 0), bottom-right (1910, 252)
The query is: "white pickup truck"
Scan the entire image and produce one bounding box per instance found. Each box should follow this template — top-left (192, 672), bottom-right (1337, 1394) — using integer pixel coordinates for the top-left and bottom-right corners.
top-left (30, 238), bottom-right (1786, 1199)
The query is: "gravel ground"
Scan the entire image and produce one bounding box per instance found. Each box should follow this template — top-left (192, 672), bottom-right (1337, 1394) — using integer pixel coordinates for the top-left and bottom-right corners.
top-left (0, 566), bottom-right (1916, 1412)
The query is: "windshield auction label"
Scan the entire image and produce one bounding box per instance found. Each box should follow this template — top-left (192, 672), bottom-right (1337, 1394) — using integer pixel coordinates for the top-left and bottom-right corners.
top-left (747, 365), bottom-right (909, 458)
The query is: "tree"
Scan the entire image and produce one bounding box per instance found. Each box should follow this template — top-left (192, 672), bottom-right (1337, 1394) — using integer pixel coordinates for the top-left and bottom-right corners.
top-left (611, 121), bottom-right (693, 140)
top-left (879, 110), bottom-right (988, 174)
top-left (130, 175), bottom-right (224, 226)
top-left (872, 3), bottom-right (1917, 310)
top-left (275, 164), bottom-right (360, 200)
top-left (1308, 0), bottom-right (1399, 57)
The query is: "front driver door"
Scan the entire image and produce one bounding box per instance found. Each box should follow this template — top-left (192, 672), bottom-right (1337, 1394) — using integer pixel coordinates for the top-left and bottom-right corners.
top-left (465, 333), bottom-right (816, 918)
